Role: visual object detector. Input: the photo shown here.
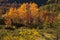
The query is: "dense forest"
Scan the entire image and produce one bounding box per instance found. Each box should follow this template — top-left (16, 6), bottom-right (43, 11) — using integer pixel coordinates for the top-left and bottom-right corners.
top-left (0, 0), bottom-right (60, 40)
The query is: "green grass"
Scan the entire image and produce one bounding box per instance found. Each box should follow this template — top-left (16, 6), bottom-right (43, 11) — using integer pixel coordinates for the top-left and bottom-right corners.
top-left (0, 25), bottom-right (57, 40)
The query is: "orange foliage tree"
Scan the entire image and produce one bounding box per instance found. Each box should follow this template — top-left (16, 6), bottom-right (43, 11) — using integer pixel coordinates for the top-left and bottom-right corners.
top-left (29, 3), bottom-right (39, 25)
top-left (3, 7), bottom-right (18, 27)
top-left (17, 3), bottom-right (28, 26)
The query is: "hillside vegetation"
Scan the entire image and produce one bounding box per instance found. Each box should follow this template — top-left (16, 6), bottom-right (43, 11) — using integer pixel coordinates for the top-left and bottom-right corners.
top-left (0, 3), bottom-right (60, 40)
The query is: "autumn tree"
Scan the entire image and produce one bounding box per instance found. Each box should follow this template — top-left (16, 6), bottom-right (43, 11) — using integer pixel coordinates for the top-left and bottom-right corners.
top-left (17, 3), bottom-right (28, 26)
top-left (2, 7), bottom-right (17, 28)
top-left (29, 3), bottom-right (39, 26)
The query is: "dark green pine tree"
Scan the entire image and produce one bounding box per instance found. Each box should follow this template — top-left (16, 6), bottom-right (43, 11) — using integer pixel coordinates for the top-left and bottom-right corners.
top-left (47, 0), bottom-right (60, 4)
